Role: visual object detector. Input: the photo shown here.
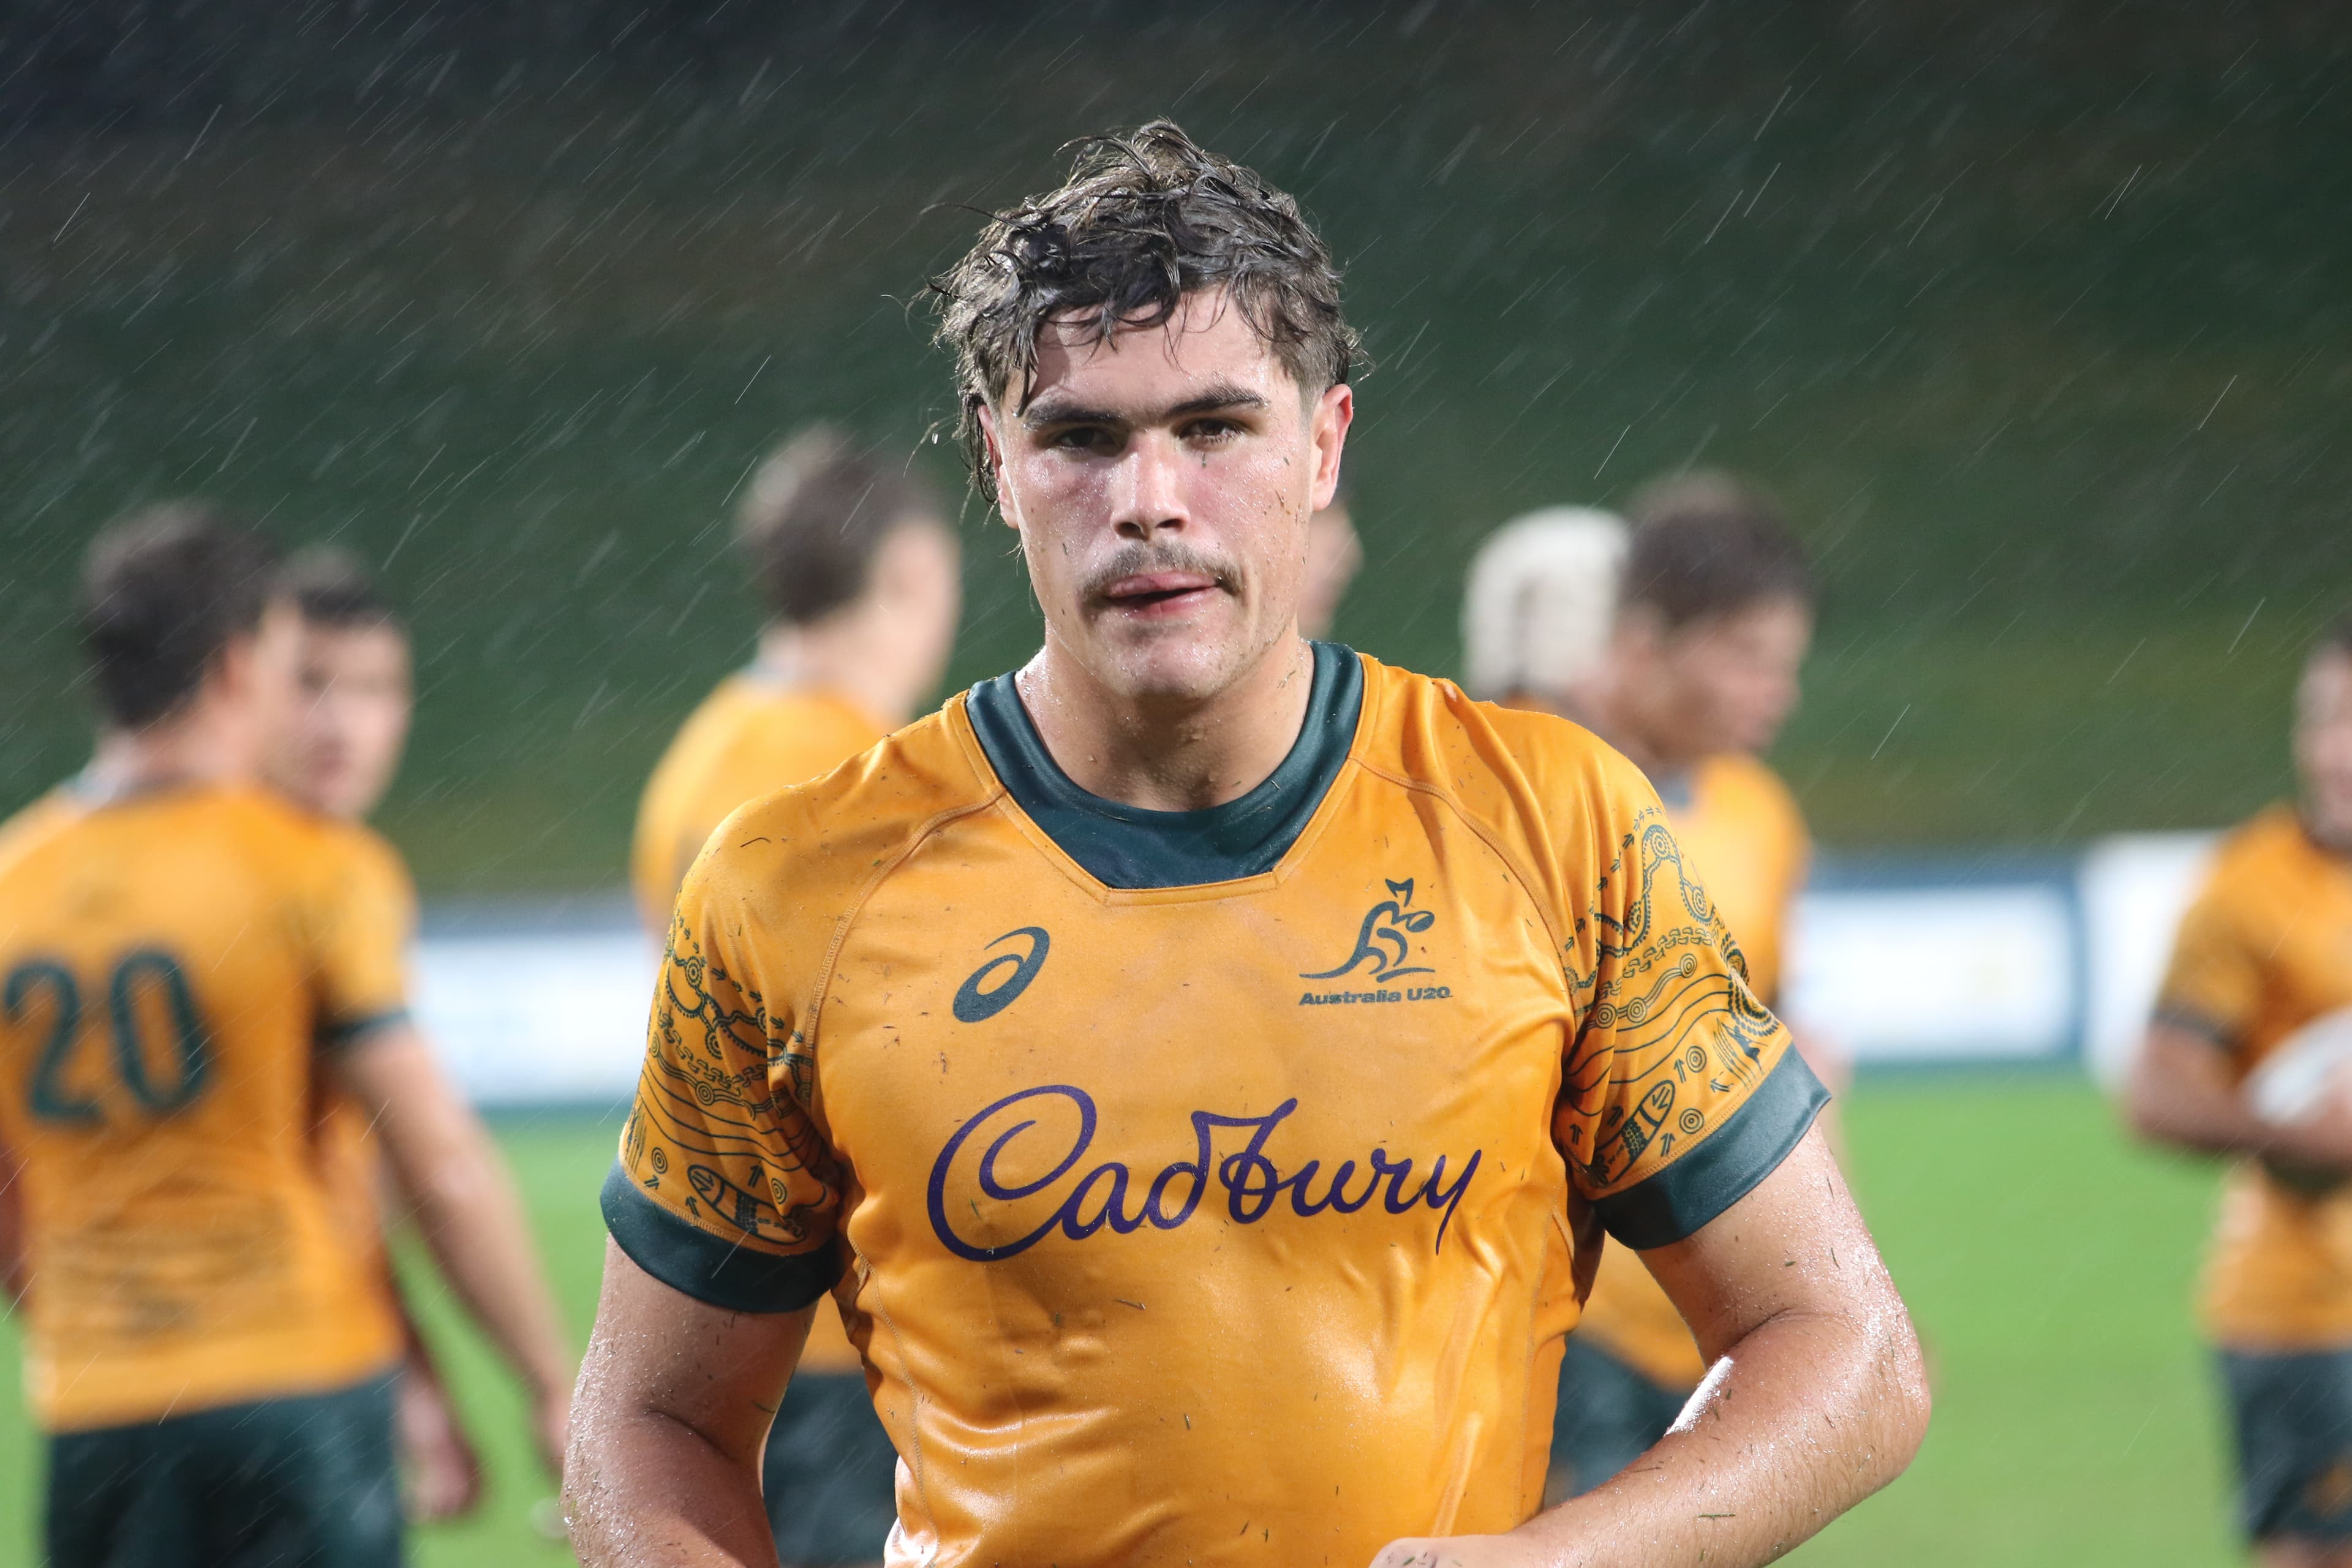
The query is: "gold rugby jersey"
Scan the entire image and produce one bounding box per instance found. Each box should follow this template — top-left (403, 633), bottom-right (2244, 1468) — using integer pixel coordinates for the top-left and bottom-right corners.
top-left (1577, 751), bottom-right (1811, 1390)
top-left (2154, 805), bottom-right (2352, 1349)
top-left (606, 645), bottom-right (1826, 1567)
top-left (631, 672), bottom-right (887, 1373)
top-left (0, 779), bottom-right (410, 1430)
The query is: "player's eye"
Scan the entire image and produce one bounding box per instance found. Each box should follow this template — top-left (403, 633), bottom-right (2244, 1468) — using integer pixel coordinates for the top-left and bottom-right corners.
top-left (1182, 418), bottom-right (1242, 444)
top-left (1046, 426), bottom-right (1120, 455)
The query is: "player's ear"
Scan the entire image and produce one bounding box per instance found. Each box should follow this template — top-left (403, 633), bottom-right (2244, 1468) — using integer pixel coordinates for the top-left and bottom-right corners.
top-left (1615, 603), bottom-right (1669, 664)
top-left (209, 630), bottom-right (255, 705)
top-left (1307, 382), bottom-right (1352, 513)
top-left (975, 401), bottom-right (1018, 532)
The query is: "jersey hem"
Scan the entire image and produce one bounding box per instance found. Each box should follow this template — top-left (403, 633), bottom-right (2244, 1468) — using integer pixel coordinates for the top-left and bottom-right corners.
top-left (1592, 1047), bottom-right (1829, 1250)
top-left (34, 1348), bottom-right (404, 1434)
top-left (601, 1160), bottom-right (845, 1314)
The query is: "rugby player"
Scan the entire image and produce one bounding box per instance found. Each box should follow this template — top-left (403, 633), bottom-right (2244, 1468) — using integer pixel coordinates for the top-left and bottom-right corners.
top-left (631, 426), bottom-right (960, 935)
top-left (567, 123), bottom-right (1928, 1568)
top-left (630, 427), bottom-right (960, 1567)
top-left (269, 548), bottom-right (484, 1523)
top-left (0, 507), bottom-right (572, 1567)
top-left (1460, 505), bottom-right (1629, 720)
top-left (1464, 481), bottom-right (1831, 1499)
top-left (2128, 617), bottom-right (2352, 1567)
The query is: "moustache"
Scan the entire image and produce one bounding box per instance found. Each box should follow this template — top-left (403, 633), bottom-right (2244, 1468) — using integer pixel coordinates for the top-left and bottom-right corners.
top-left (1080, 542), bottom-right (1241, 602)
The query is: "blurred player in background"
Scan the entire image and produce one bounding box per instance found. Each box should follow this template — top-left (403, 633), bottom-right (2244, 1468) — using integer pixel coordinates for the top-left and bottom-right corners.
top-left (1460, 505), bottom-right (1629, 719)
top-left (633, 426), bottom-right (960, 930)
top-left (268, 547), bottom-right (481, 1524)
top-left (1298, 486), bottom-right (1363, 640)
top-left (2128, 618), bottom-right (2352, 1567)
top-left (630, 428), bottom-right (960, 1568)
top-left (1464, 477), bottom-right (1827, 1500)
top-left (0, 505), bottom-right (573, 1568)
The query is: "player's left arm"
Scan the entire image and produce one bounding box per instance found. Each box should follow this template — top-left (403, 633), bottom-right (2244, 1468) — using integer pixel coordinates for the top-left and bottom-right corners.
top-left (1374, 1128), bottom-right (1923, 1568)
top-left (311, 827), bottom-right (574, 1473)
top-left (386, 1262), bottom-right (486, 1522)
top-left (1376, 756), bottom-right (1925, 1566)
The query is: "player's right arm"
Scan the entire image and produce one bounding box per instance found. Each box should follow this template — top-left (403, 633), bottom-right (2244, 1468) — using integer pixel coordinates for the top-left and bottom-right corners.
top-left (568, 1244), bottom-right (811, 1567)
top-left (568, 810), bottom-right (855, 1566)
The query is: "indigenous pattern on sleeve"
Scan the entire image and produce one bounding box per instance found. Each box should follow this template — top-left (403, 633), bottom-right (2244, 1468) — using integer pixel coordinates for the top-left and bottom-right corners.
top-left (627, 677), bottom-right (889, 1366)
top-left (1572, 752), bottom-right (1812, 1388)
top-left (1554, 772), bottom-right (1823, 1250)
top-left (605, 899), bottom-right (850, 1314)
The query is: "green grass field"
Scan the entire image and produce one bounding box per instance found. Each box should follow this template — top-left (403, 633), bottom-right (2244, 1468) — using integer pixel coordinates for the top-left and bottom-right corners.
top-left (0, 1078), bottom-right (2242, 1566)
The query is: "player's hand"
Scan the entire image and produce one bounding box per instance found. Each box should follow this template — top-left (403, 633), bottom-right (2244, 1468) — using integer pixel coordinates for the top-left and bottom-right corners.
top-left (396, 1369), bottom-right (484, 1523)
top-left (531, 1382), bottom-right (574, 1479)
top-left (1368, 1534), bottom-right (1526, 1568)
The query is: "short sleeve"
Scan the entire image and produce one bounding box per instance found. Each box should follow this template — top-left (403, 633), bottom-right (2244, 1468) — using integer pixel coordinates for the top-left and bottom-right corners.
top-left (2152, 883), bottom-right (2261, 1054)
top-left (1556, 769), bottom-right (1828, 1251)
top-left (313, 827), bottom-right (415, 1049)
top-left (602, 850), bottom-right (848, 1314)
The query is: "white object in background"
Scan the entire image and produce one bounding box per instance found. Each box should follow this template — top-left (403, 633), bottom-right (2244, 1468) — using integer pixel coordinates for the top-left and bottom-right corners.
top-left (412, 928), bottom-right (657, 1106)
top-left (2078, 832), bottom-right (2220, 1093)
top-left (1787, 883), bottom-right (2078, 1064)
top-left (2245, 1008), bottom-right (2352, 1125)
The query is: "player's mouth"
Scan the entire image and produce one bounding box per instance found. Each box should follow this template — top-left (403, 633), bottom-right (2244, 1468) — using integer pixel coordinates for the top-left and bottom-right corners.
top-left (1098, 571), bottom-right (1224, 619)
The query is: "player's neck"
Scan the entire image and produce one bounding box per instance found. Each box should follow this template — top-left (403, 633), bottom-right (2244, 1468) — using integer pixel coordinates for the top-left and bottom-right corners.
top-left (1583, 696), bottom-right (1700, 783)
top-left (86, 704), bottom-right (259, 797)
top-left (1575, 668), bottom-right (1698, 781)
top-left (1015, 633), bottom-right (1316, 813)
top-left (752, 617), bottom-right (909, 728)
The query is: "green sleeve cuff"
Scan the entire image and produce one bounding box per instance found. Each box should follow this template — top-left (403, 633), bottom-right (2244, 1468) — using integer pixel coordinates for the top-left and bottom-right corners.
top-left (2151, 1005), bottom-right (2237, 1051)
top-left (317, 1007), bottom-right (410, 1052)
top-left (1592, 1047), bottom-right (1830, 1251)
top-left (600, 1161), bottom-right (845, 1314)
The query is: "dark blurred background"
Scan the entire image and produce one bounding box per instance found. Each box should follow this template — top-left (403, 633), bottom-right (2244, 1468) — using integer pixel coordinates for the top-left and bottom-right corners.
top-left (2, 0), bottom-right (2346, 892)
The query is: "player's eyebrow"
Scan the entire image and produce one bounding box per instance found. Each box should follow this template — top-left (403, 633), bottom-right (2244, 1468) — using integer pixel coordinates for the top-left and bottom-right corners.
top-left (1020, 382), bottom-right (1270, 431)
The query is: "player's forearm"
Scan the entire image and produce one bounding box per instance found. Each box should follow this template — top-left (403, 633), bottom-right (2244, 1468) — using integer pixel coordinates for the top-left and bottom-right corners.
top-left (1518, 1299), bottom-right (1928, 1567)
top-left (2124, 1030), bottom-right (2280, 1160)
top-left (397, 1118), bottom-right (574, 1400)
top-left (565, 1407), bottom-right (782, 1568)
top-left (342, 1030), bottom-right (576, 1399)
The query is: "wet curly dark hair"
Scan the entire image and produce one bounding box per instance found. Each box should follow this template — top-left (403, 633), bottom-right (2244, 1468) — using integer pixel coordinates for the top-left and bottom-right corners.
top-left (929, 120), bottom-right (1360, 501)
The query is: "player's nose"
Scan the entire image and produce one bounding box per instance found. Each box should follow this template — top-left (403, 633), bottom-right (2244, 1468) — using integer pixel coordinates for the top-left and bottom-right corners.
top-left (1107, 431), bottom-right (1191, 540)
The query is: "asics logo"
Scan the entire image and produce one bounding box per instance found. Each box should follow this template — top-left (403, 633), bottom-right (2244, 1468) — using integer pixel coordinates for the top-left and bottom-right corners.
top-left (953, 927), bottom-right (1050, 1023)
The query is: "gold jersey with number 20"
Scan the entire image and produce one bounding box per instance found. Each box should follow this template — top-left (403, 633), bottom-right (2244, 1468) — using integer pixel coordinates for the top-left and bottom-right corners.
top-left (604, 646), bottom-right (1828, 1567)
top-left (0, 781), bottom-right (410, 1432)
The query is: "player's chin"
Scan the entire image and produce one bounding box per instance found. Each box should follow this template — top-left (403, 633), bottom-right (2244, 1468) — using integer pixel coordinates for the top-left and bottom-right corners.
top-left (1089, 624), bottom-right (1249, 700)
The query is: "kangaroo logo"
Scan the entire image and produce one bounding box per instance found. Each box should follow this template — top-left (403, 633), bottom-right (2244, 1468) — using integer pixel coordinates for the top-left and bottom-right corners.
top-left (1303, 879), bottom-right (1437, 982)
top-left (954, 927), bottom-right (1052, 1023)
